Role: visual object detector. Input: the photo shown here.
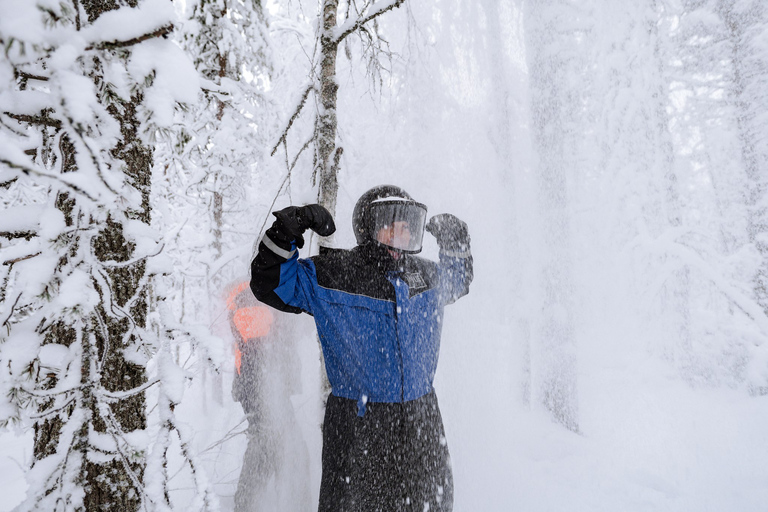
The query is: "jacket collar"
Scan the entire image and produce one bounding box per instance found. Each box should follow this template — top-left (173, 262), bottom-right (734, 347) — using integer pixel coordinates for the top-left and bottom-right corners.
top-left (354, 242), bottom-right (409, 273)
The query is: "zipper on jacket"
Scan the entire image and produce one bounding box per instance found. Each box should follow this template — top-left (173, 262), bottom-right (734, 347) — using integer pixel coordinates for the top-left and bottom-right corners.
top-left (393, 287), bottom-right (405, 404)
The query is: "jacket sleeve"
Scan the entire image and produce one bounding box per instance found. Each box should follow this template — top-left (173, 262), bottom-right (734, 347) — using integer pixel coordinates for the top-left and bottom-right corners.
top-left (249, 220), bottom-right (315, 315)
top-left (438, 247), bottom-right (473, 305)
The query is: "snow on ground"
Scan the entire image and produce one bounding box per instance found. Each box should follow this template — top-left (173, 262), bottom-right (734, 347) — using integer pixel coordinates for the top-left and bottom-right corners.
top-left (438, 298), bottom-right (768, 511)
top-left (2, 328), bottom-right (768, 512)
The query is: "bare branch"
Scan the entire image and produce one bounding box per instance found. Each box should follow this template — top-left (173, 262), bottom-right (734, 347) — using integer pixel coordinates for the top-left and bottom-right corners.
top-left (198, 418), bottom-right (247, 454)
top-left (334, 0), bottom-right (405, 44)
top-left (2, 252), bottom-right (41, 265)
top-left (85, 24), bottom-right (174, 51)
top-left (14, 70), bottom-right (50, 82)
top-left (270, 84), bottom-right (314, 156)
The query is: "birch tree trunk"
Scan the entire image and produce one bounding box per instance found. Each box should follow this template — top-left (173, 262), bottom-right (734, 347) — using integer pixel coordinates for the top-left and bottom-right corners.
top-left (301, 0), bottom-right (406, 408)
top-left (316, 0), bottom-right (342, 218)
top-left (312, 0), bottom-right (405, 220)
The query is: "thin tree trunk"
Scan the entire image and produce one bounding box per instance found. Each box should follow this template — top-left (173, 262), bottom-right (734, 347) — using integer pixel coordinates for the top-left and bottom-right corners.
top-left (316, 0), bottom-right (341, 218)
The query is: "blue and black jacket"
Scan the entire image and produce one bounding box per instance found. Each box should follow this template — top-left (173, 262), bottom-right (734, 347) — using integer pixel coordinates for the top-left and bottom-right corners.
top-left (250, 221), bottom-right (473, 415)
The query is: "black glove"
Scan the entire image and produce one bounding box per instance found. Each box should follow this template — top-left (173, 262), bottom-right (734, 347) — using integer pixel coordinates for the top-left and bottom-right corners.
top-left (426, 213), bottom-right (470, 254)
top-left (273, 204), bottom-right (336, 248)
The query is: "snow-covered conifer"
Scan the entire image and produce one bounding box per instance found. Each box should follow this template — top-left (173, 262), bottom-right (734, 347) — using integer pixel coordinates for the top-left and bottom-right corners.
top-left (0, 0), bottom-right (209, 509)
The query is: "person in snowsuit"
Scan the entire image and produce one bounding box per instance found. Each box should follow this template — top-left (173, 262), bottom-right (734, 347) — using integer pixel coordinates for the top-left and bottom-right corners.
top-left (250, 185), bottom-right (473, 512)
top-left (226, 281), bottom-right (310, 512)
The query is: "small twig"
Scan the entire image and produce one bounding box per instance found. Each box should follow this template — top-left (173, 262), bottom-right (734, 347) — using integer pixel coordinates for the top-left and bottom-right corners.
top-left (91, 303), bottom-right (112, 371)
top-left (98, 405), bottom-right (149, 509)
top-left (14, 70), bottom-right (50, 82)
top-left (64, 118), bottom-right (119, 197)
top-left (2, 251), bottom-right (41, 265)
top-left (17, 386), bottom-right (79, 399)
top-left (72, 0), bottom-right (81, 31)
top-left (334, 0), bottom-right (406, 44)
top-left (198, 418), bottom-right (248, 454)
top-left (256, 169), bottom-right (294, 240)
top-left (1, 292), bottom-right (22, 328)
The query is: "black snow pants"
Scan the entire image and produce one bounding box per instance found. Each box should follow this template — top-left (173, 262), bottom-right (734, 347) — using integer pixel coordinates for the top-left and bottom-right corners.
top-left (318, 391), bottom-right (453, 512)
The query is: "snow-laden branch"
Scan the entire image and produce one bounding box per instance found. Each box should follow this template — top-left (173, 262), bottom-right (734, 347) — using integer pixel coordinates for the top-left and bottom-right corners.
top-left (2, 251), bottom-right (41, 266)
top-left (96, 378), bottom-right (160, 401)
top-left (333, 0), bottom-right (405, 44)
top-left (85, 24), bottom-right (174, 51)
top-left (3, 112), bottom-right (61, 128)
top-left (0, 156), bottom-right (99, 202)
top-left (0, 230), bottom-right (37, 241)
top-left (29, 396), bottom-right (76, 420)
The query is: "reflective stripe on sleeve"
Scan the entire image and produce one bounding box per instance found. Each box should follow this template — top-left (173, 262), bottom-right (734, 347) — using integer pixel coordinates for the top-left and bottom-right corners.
top-left (440, 249), bottom-right (471, 258)
top-left (262, 234), bottom-right (296, 260)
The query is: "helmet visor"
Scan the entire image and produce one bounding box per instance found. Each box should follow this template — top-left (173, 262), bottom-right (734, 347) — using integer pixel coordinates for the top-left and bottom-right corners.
top-left (369, 200), bottom-right (427, 253)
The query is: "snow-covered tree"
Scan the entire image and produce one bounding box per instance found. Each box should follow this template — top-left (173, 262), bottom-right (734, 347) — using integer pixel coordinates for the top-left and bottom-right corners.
top-left (644, 0), bottom-right (768, 389)
top-left (171, 0), bottom-right (273, 267)
top-left (0, 0), bottom-right (214, 509)
top-left (147, 0), bottom-right (277, 413)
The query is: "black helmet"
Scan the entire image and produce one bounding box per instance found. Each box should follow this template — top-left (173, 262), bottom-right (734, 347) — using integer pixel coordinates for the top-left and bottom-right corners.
top-left (353, 185), bottom-right (428, 254)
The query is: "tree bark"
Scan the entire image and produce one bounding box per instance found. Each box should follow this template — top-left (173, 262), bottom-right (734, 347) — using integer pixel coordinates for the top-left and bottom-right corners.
top-left (31, 2), bottom-right (152, 509)
top-left (316, 0), bottom-right (341, 217)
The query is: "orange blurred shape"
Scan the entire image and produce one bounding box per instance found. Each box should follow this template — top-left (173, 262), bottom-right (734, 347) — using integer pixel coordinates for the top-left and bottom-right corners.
top-left (233, 306), bottom-right (274, 341)
top-left (226, 282), bottom-right (251, 310)
top-left (235, 346), bottom-right (243, 375)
